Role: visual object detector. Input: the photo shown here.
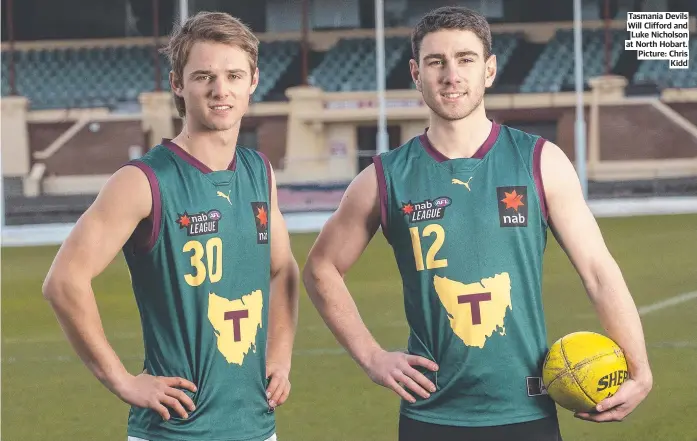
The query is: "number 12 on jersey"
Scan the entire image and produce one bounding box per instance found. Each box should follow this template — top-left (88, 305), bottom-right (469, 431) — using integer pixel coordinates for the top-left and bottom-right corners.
top-left (409, 224), bottom-right (448, 271)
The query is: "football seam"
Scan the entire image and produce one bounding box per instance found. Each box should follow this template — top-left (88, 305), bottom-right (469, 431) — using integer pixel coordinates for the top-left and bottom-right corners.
top-left (544, 338), bottom-right (575, 389)
top-left (547, 344), bottom-right (613, 388)
top-left (572, 351), bottom-right (620, 405)
top-left (560, 338), bottom-right (605, 407)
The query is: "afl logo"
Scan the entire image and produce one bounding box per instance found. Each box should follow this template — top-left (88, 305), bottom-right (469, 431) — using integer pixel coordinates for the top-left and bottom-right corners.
top-left (434, 197), bottom-right (452, 208)
top-left (208, 209), bottom-right (222, 220)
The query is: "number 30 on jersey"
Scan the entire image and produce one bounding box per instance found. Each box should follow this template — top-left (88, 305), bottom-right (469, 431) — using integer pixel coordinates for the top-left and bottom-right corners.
top-left (183, 237), bottom-right (223, 286)
top-left (409, 224), bottom-right (448, 271)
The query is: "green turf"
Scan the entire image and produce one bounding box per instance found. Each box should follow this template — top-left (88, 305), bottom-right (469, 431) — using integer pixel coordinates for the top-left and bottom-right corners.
top-left (2, 214), bottom-right (696, 441)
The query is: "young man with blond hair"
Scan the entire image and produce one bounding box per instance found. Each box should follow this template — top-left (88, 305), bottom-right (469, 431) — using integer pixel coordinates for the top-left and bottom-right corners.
top-left (303, 6), bottom-right (652, 441)
top-left (43, 11), bottom-right (299, 441)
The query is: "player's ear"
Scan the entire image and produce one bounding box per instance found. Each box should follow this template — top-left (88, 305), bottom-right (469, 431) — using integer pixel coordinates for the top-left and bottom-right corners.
top-left (409, 59), bottom-right (421, 91)
top-left (170, 71), bottom-right (183, 97)
top-left (484, 54), bottom-right (497, 88)
top-left (250, 67), bottom-right (259, 93)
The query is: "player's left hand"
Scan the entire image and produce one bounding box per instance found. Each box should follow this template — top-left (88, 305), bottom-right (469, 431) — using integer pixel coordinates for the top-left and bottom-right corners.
top-left (266, 362), bottom-right (291, 410)
top-left (574, 376), bottom-right (652, 422)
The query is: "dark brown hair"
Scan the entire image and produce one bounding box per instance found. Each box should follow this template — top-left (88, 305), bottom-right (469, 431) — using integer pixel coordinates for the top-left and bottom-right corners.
top-left (160, 11), bottom-right (259, 117)
top-left (411, 6), bottom-right (492, 63)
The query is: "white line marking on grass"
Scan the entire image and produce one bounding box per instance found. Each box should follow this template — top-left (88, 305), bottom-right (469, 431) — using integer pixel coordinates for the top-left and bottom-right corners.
top-left (638, 291), bottom-right (697, 316)
top-left (575, 290), bottom-right (697, 319)
top-left (649, 341), bottom-right (697, 349)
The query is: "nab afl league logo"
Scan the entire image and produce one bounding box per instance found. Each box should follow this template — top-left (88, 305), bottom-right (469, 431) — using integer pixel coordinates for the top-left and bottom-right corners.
top-left (400, 196), bottom-right (452, 223)
top-left (176, 209), bottom-right (222, 236)
top-left (496, 186), bottom-right (528, 227)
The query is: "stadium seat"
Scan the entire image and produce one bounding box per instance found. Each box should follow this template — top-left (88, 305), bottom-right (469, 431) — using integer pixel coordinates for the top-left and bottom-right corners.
top-left (520, 29), bottom-right (626, 93)
top-left (491, 32), bottom-right (520, 76)
top-left (309, 36), bottom-right (410, 92)
top-left (1, 40), bottom-right (300, 109)
top-left (633, 34), bottom-right (697, 89)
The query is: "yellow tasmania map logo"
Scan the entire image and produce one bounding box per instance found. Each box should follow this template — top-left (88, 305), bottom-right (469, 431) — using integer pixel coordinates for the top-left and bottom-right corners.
top-left (207, 290), bottom-right (263, 365)
top-left (434, 272), bottom-right (512, 348)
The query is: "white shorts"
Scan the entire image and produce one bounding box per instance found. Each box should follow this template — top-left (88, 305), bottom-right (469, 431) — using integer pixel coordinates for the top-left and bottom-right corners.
top-left (128, 434), bottom-right (277, 441)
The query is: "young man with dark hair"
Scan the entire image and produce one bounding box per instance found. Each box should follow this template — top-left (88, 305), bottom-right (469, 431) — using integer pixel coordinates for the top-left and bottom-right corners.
top-left (303, 6), bottom-right (652, 441)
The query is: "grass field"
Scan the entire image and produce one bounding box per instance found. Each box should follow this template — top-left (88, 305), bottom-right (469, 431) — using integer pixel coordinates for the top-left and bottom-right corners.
top-left (2, 213), bottom-right (697, 441)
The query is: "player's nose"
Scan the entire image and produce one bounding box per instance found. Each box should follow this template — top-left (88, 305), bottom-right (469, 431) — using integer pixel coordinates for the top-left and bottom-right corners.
top-left (441, 64), bottom-right (462, 85)
top-left (209, 77), bottom-right (229, 98)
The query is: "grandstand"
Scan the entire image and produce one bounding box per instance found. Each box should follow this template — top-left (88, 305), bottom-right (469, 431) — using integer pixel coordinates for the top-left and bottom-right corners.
top-left (1, 0), bottom-right (697, 227)
top-left (6, 26), bottom-right (693, 109)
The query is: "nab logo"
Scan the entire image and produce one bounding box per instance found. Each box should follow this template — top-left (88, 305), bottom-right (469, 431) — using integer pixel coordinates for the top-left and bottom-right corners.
top-left (251, 202), bottom-right (269, 244)
top-left (496, 186), bottom-right (528, 227)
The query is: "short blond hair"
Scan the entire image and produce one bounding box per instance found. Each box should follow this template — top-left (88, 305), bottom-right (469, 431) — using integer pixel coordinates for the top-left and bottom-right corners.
top-left (160, 11), bottom-right (259, 117)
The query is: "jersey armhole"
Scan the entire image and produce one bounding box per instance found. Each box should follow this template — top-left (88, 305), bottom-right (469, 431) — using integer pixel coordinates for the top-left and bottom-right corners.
top-left (532, 137), bottom-right (549, 223)
top-left (123, 160), bottom-right (162, 254)
top-left (256, 150), bottom-right (273, 203)
top-left (372, 155), bottom-right (390, 243)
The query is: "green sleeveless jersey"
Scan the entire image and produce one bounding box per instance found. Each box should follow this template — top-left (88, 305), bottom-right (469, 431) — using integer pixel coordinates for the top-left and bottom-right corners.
top-left (121, 140), bottom-right (274, 441)
top-left (373, 122), bottom-right (558, 427)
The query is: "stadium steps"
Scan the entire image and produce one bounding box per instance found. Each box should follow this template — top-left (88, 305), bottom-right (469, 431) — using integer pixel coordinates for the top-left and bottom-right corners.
top-left (494, 41), bottom-right (546, 93)
top-left (3, 177), bottom-right (24, 197)
top-left (4, 194), bottom-right (96, 226)
top-left (588, 177), bottom-right (697, 199)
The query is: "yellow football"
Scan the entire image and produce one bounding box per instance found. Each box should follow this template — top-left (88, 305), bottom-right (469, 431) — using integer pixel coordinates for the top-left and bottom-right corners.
top-left (542, 331), bottom-right (628, 413)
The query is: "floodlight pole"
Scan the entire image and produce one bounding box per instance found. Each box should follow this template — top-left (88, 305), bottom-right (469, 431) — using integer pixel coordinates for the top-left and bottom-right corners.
top-left (7, 0), bottom-right (17, 95)
top-left (301, 0), bottom-right (309, 85)
top-left (153, 0), bottom-right (161, 91)
top-left (375, 0), bottom-right (389, 154)
top-left (0, 140), bottom-right (4, 230)
top-left (179, 0), bottom-right (189, 24)
top-left (573, 0), bottom-right (588, 199)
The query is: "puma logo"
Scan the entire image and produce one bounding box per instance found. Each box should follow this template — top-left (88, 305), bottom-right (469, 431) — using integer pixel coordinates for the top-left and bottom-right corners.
top-left (452, 177), bottom-right (473, 191)
top-left (217, 190), bottom-right (232, 205)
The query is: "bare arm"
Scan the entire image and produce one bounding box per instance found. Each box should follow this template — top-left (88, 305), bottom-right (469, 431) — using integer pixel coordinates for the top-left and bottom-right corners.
top-left (541, 141), bottom-right (652, 421)
top-left (303, 165), bottom-right (383, 365)
top-left (303, 164), bottom-right (438, 403)
top-left (264, 164), bottom-right (300, 409)
top-left (42, 165), bottom-right (196, 420)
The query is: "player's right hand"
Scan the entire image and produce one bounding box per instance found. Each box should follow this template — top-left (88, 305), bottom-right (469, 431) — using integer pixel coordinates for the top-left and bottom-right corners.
top-left (364, 350), bottom-right (439, 403)
top-left (116, 371), bottom-right (198, 420)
